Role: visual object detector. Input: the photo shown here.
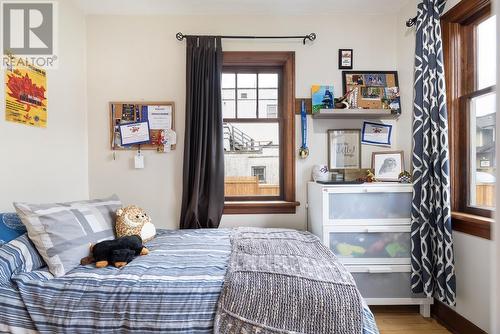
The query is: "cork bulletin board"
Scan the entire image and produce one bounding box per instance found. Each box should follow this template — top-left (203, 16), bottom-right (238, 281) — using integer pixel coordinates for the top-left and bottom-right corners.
top-left (110, 101), bottom-right (176, 151)
top-left (342, 71), bottom-right (400, 113)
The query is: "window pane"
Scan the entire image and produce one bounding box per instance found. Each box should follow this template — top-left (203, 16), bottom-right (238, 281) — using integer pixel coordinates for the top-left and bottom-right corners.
top-left (259, 88), bottom-right (278, 99)
top-left (238, 89), bottom-right (257, 100)
top-left (469, 92), bottom-right (496, 209)
top-left (222, 89), bottom-right (235, 100)
top-left (223, 72), bottom-right (280, 120)
top-left (237, 73), bottom-right (256, 88)
top-left (259, 73), bottom-right (278, 88)
top-left (477, 15), bottom-right (497, 89)
top-left (222, 101), bottom-right (236, 118)
top-left (222, 73), bottom-right (235, 88)
top-left (222, 88), bottom-right (235, 118)
top-left (258, 88), bottom-right (278, 118)
top-left (224, 122), bottom-right (280, 197)
top-left (237, 101), bottom-right (257, 118)
top-left (236, 87), bottom-right (256, 118)
top-left (258, 101), bottom-right (278, 118)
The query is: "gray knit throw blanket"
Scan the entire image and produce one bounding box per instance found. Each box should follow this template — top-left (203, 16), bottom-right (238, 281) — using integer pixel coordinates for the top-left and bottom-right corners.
top-left (214, 228), bottom-right (364, 334)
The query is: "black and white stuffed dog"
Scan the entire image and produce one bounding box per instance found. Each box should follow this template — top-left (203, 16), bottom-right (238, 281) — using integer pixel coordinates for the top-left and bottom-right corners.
top-left (80, 235), bottom-right (149, 268)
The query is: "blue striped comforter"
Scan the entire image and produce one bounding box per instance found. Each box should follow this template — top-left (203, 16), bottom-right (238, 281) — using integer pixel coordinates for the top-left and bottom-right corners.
top-left (1, 229), bottom-right (378, 333)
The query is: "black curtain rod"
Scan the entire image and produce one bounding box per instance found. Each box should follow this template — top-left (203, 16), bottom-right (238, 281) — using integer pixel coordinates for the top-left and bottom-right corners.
top-left (176, 32), bottom-right (316, 45)
top-left (406, 15), bottom-right (418, 27)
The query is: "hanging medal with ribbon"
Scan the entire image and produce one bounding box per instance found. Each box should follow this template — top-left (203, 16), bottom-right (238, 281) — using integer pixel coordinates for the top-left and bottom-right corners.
top-left (299, 99), bottom-right (309, 159)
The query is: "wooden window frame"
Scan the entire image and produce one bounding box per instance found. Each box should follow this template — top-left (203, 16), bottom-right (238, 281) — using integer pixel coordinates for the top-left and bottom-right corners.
top-left (222, 52), bottom-right (299, 214)
top-left (223, 66), bottom-right (283, 202)
top-left (442, 0), bottom-right (494, 239)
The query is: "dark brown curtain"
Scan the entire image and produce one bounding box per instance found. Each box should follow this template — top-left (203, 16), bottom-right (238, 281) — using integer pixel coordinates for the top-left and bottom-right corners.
top-left (179, 36), bottom-right (224, 229)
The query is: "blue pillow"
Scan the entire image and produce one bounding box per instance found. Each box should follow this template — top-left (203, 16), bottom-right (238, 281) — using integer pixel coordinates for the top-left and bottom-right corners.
top-left (0, 234), bottom-right (45, 283)
top-left (0, 213), bottom-right (26, 247)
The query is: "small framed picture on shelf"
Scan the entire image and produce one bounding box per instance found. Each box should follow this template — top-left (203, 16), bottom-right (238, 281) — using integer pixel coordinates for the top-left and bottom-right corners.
top-left (311, 85), bottom-right (334, 113)
top-left (361, 121), bottom-right (392, 146)
top-left (327, 129), bottom-right (361, 170)
top-left (372, 151), bottom-right (404, 181)
top-left (338, 49), bottom-right (353, 69)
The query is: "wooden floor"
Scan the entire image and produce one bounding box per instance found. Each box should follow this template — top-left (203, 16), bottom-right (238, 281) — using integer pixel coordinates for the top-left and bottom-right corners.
top-left (373, 309), bottom-right (452, 334)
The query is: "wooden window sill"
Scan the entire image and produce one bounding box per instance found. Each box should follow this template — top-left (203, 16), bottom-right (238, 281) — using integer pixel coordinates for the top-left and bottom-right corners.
top-left (223, 201), bottom-right (300, 215)
top-left (451, 211), bottom-right (492, 240)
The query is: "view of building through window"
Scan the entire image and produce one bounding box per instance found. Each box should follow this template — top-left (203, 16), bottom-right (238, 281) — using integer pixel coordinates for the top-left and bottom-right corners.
top-left (469, 15), bottom-right (496, 209)
top-left (222, 72), bottom-right (281, 198)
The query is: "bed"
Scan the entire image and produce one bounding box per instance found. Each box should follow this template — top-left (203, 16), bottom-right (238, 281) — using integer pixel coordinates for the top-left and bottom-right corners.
top-left (0, 229), bottom-right (379, 334)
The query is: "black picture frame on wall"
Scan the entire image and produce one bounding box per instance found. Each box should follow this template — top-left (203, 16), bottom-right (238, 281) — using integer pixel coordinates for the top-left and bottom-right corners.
top-left (341, 70), bottom-right (401, 114)
top-left (338, 49), bottom-right (353, 69)
top-left (341, 70), bottom-right (399, 95)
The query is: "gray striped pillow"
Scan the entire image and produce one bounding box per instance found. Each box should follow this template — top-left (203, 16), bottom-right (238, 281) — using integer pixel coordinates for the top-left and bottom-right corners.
top-left (14, 195), bottom-right (121, 277)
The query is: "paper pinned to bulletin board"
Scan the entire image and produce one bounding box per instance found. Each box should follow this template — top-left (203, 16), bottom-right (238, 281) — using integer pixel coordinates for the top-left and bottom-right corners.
top-left (5, 57), bottom-right (48, 127)
top-left (144, 105), bottom-right (172, 130)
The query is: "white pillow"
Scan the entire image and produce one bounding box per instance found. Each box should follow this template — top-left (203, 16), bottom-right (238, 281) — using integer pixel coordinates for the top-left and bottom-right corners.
top-left (14, 195), bottom-right (121, 277)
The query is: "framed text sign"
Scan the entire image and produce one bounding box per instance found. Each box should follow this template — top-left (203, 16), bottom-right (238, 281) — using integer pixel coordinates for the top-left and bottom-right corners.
top-left (327, 129), bottom-right (361, 170)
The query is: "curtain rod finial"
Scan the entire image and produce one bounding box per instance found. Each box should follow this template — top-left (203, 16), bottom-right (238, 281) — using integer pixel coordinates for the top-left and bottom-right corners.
top-left (176, 32), bottom-right (184, 41)
top-left (303, 33), bottom-right (316, 45)
top-left (406, 16), bottom-right (417, 27)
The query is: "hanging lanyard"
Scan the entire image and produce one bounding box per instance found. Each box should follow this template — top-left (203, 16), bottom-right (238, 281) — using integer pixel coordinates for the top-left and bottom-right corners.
top-left (299, 100), bottom-right (309, 158)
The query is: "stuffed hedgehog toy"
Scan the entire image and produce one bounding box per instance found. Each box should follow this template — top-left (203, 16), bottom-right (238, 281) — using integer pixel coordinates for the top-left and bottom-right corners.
top-left (80, 235), bottom-right (149, 268)
top-left (115, 205), bottom-right (156, 242)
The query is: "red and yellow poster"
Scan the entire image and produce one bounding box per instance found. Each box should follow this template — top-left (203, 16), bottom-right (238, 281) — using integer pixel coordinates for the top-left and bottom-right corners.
top-left (5, 59), bottom-right (47, 128)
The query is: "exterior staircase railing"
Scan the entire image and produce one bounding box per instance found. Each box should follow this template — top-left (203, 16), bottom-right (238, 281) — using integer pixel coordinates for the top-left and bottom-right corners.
top-left (223, 123), bottom-right (272, 153)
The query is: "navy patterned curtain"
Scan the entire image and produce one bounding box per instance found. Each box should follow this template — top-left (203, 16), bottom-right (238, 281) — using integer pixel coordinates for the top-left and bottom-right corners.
top-left (411, 0), bottom-right (456, 307)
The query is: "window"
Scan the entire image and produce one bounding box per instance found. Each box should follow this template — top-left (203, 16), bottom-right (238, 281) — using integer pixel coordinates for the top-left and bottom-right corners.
top-left (442, 0), bottom-right (495, 239)
top-left (223, 71), bottom-right (281, 198)
top-left (222, 52), bottom-right (298, 214)
top-left (469, 16), bottom-right (496, 210)
top-left (251, 166), bottom-right (267, 183)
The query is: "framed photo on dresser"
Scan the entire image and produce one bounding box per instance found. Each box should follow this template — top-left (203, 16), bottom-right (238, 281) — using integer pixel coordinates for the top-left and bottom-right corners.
top-left (327, 129), bottom-right (361, 170)
top-left (372, 151), bottom-right (404, 181)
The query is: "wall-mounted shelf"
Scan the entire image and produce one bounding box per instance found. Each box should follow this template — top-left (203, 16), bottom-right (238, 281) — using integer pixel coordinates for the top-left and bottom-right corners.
top-left (312, 109), bottom-right (400, 119)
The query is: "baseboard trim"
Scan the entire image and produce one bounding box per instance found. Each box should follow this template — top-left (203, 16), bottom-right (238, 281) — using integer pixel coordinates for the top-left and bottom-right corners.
top-left (370, 305), bottom-right (420, 313)
top-left (431, 299), bottom-right (487, 334)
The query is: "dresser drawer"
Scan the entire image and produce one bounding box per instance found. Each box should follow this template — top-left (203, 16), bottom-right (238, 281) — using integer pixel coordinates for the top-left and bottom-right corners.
top-left (348, 265), bottom-right (424, 299)
top-left (327, 191), bottom-right (412, 220)
top-left (327, 225), bottom-right (411, 264)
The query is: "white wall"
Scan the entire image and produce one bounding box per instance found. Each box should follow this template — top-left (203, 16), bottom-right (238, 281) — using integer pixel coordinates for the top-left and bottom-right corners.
top-left (86, 13), bottom-right (408, 230)
top-left (454, 231), bottom-right (492, 332)
top-left (0, 0), bottom-right (88, 210)
top-left (396, 1), bottom-right (416, 167)
top-left (444, 0), bottom-right (463, 13)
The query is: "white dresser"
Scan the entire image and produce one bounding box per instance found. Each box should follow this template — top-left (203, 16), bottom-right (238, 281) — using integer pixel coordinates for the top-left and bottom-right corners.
top-left (307, 181), bottom-right (432, 317)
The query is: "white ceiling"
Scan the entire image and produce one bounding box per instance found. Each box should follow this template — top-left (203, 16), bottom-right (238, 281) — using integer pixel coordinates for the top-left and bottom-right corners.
top-left (76, 0), bottom-right (413, 16)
